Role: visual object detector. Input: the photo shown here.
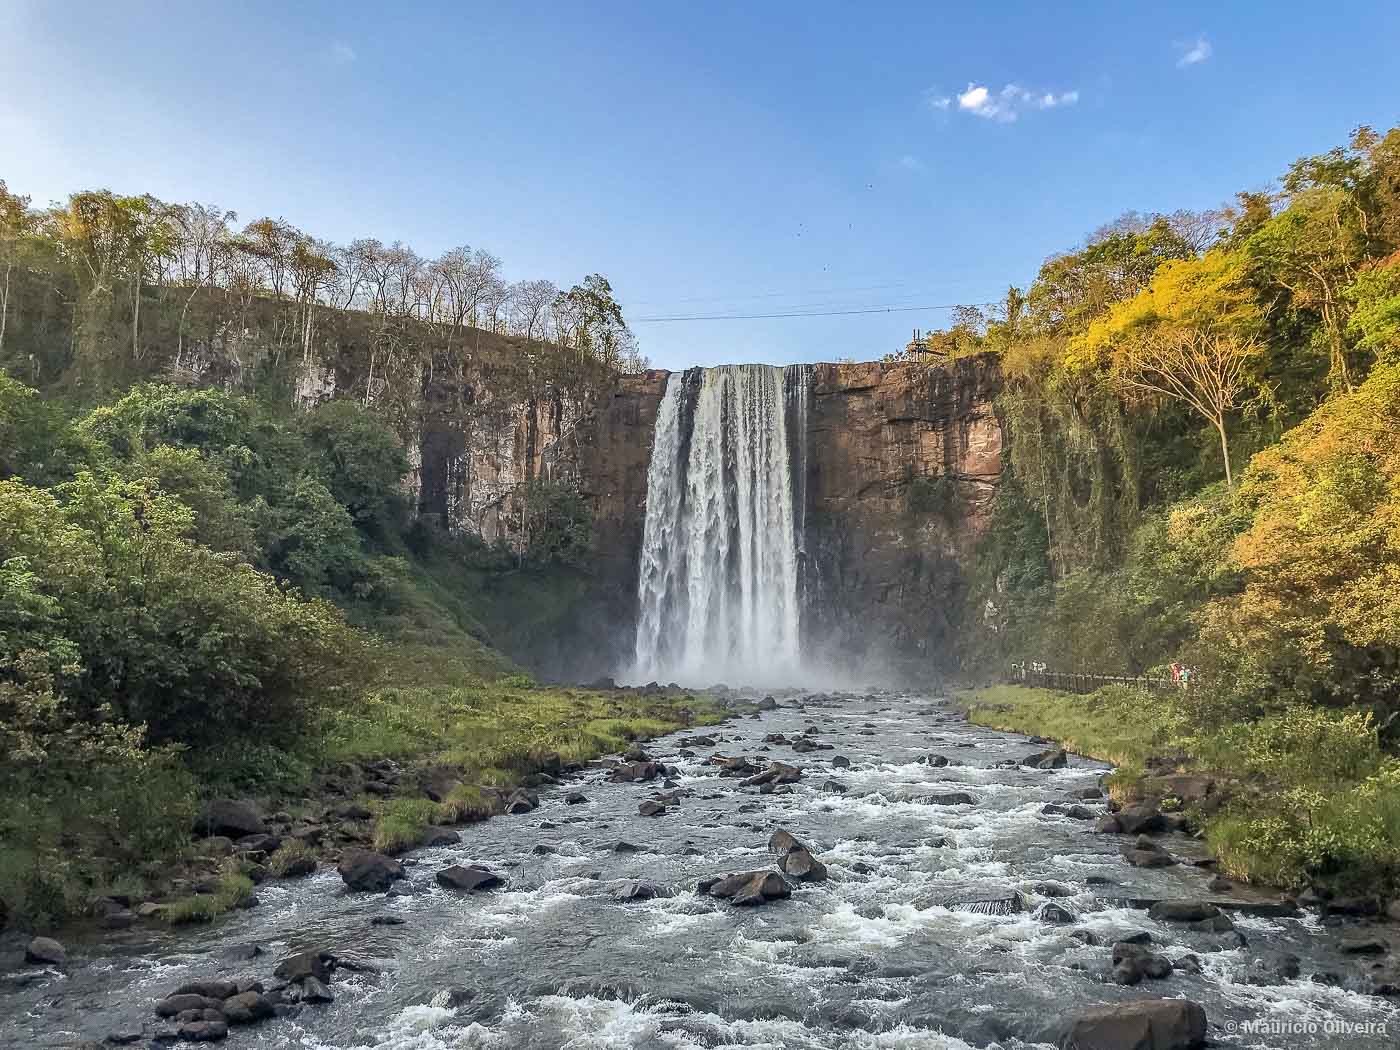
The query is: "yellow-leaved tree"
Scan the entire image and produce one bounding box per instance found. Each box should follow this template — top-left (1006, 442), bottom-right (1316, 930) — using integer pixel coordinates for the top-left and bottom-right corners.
top-left (1074, 250), bottom-right (1268, 488)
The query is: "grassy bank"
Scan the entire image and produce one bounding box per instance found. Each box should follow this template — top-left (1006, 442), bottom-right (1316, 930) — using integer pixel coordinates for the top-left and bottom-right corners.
top-left (2, 676), bottom-right (726, 931)
top-left (959, 685), bottom-right (1400, 897)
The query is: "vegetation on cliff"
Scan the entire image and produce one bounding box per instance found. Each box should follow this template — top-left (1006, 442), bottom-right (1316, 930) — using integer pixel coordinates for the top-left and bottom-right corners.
top-left (905, 124), bottom-right (1400, 895)
top-left (0, 174), bottom-right (675, 928)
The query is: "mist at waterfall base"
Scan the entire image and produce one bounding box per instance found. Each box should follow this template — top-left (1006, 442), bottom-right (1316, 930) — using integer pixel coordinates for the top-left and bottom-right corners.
top-left (626, 364), bottom-right (883, 690)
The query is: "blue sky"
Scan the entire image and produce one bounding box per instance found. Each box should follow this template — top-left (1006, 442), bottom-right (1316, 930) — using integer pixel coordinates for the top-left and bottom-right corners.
top-left (3, 0), bottom-right (1398, 370)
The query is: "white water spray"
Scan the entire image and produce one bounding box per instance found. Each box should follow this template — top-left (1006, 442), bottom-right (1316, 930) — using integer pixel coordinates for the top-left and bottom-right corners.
top-left (631, 364), bottom-right (807, 685)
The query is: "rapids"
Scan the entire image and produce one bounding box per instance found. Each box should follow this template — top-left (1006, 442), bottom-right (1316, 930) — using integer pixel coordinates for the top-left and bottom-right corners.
top-left (2, 691), bottom-right (1396, 1049)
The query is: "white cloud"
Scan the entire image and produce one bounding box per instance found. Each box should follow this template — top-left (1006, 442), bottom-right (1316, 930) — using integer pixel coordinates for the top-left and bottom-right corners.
top-left (1177, 36), bottom-right (1212, 67)
top-left (949, 82), bottom-right (1079, 123)
top-left (330, 40), bottom-right (357, 65)
top-left (924, 89), bottom-right (952, 111)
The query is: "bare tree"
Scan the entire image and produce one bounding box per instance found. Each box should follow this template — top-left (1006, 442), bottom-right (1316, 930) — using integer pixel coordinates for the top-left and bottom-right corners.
top-left (1113, 325), bottom-right (1263, 487)
top-left (510, 279), bottom-right (557, 341)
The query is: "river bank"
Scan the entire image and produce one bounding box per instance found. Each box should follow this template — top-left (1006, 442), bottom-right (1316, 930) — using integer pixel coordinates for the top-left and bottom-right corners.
top-left (959, 684), bottom-right (1400, 915)
top-left (3, 689), bottom-right (1398, 1049)
top-left (0, 681), bottom-right (737, 939)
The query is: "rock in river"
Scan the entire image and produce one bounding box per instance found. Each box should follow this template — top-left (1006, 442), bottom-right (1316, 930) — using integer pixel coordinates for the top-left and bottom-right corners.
top-left (700, 870), bottom-right (792, 906)
top-left (436, 864), bottom-right (505, 892)
top-left (1054, 998), bottom-right (1206, 1050)
top-left (779, 848), bottom-right (828, 882)
top-left (24, 937), bottom-right (65, 966)
top-left (338, 849), bottom-right (406, 892)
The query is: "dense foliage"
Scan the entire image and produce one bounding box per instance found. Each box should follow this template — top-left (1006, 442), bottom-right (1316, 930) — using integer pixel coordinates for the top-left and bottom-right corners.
top-left (933, 125), bottom-right (1400, 893)
top-left (0, 369), bottom-right (599, 926)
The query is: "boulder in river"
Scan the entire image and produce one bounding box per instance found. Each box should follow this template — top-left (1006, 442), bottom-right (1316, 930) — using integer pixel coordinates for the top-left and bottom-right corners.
top-left (1112, 941), bottom-right (1174, 984)
top-left (155, 993), bottom-right (223, 1017)
top-left (779, 848), bottom-right (828, 882)
top-left (176, 1019), bottom-right (229, 1041)
top-left (768, 828), bottom-right (806, 856)
top-left (1054, 998), bottom-right (1206, 1050)
top-left (612, 880), bottom-right (670, 902)
top-left (1072, 786), bottom-right (1105, 800)
top-left (221, 991), bottom-right (274, 1025)
top-left (194, 798), bottom-right (266, 839)
top-left (1148, 900), bottom-right (1221, 923)
top-left (1035, 902), bottom-right (1076, 924)
top-left (914, 792), bottom-right (976, 806)
top-left (919, 754), bottom-right (950, 767)
top-left (743, 762), bottom-right (803, 787)
top-left (338, 850), bottom-right (406, 892)
top-left (1115, 804), bottom-right (1167, 835)
top-left (638, 800), bottom-right (668, 817)
top-left (700, 870), bottom-right (792, 906)
top-left (831, 755), bottom-right (851, 769)
top-left (436, 864), bottom-right (504, 892)
top-left (419, 826), bottom-right (461, 848)
top-left (301, 976), bottom-right (334, 1004)
top-left (564, 791), bottom-right (589, 805)
top-left (175, 980), bottom-right (239, 1000)
top-left (1022, 748), bottom-right (1068, 769)
top-left (273, 950), bottom-right (335, 983)
top-left (609, 760), bottom-right (663, 783)
top-left (24, 936), bottom-right (65, 966)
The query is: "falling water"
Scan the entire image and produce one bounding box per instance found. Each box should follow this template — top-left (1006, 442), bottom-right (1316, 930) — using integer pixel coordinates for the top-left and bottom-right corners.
top-left (632, 364), bottom-right (808, 685)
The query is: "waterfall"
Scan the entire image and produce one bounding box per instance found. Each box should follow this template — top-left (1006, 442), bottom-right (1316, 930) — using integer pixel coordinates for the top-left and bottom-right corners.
top-left (631, 364), bottom-right (809, 685)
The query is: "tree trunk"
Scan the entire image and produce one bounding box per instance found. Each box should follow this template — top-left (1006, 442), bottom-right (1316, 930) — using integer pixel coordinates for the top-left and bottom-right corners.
top-left (132, 273), bottom-right (142, 359)
top-left (1217, 419), bottom-right (1233, 489)
top-left (0, 260), bottom-right (11, 354)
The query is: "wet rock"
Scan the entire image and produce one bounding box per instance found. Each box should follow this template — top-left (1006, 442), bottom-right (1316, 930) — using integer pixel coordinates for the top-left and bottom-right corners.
top-left (701, 870), bottom-right (792, 906)
top-left (1326, 896), bottom-right (1380, 917)
top-left (919, 754), bottom-right (950, 767)
top-left (1372, 962), bottom-right (1400, 996)
top-left (194, 798), bottom-right (266, 839)
top-left (221, 991), bottom-right (275, 1025)
top-left (831, 755), bottom-right (851, 769)
top-left (176, 1020), bottom-right (228, 1042)
top-left (822, 779), bottom-right (848, 794)
top-left (1177, 953), bottom-right (1204, 975)
top-left (176, 980), bottom-right (239, 1000)
top-left (612, 880), bottom-right (670, 902)
top-left (1148, 900), bottom-right (1221, 923)
top-left (1071, 786), bottom-right (1104, 800)
top-left (338, 850), bottom-right (406, 892)
top-left (273, 950), bottom-right (334, 983)
top-left (1034, 881), bottom-right (1077, 898)
top-left (1022, 748), bottom-right (1068, 769)
top-left (779, 848), bottom-right (828, 882)
top-left (1208, 876), bottom-right (1233, 893)
top-left (609, 760), bottom-right (662, 783)
top-left (1070, 929), bottom-right (1100, 946)
top-left (1245, 951), bottom-right (1300, 985)
top-left (564, 791), bottom-right (589, 805)
top-left (1112, 941), bottom-right (1174, 984)
top-left (301, 976), bottom-right (334, 1004)
top-left (757, 696), bottom-right (778, 711)
top-left (1094, 814), bottom-right (1124, 834)
top-left (1062, 805), bottom-right (1094, 820)
top-left (1387, 899), bottom-right (1400, 922)
top-left (156, 993), bottom-right (222, 1017)
top-left (1035, 902), bottom-right (1076, 924)
top-left (436, 864), bottom-right (504, 892)
top-left (504, 789), bottom-right (537, 814)
top-left (1340, 934), bottom-right (1388, 955)
top-left (710, 755), bottom-right (761, 777)
top-left (531, 844), bottom-right (557, 856)
top-left (743, 762), bottom-right (803, 787)
top-left (371, 915), bottom-right (406, 926)
top-left (768, 828), bottom-right (806, 856)
top-left (914, 792), bottom-right (975, 806)
top-left (612, 841), bottom-right (640, 853)
top-left (1054, 998), bottom-right (1206, 1050)
top-left (419, 826), bottom-right (460, 848)
top-left (1115, 804), bottom-right (1167, 835)
top-left (1122, 839), bottom-right (1177, 868)
top-left (638, 800), bottom-right (668, 817)
top-left (24, 936), bottom-right (65, 966)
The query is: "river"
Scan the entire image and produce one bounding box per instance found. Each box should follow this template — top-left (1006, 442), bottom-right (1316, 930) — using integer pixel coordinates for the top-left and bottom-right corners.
top-left (2, 691), bottom-right (1397, 1049)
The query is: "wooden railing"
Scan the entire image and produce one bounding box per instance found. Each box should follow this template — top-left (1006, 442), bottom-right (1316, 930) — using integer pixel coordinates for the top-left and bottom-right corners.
top-left (1008, 668), bottom-right (1176, 694)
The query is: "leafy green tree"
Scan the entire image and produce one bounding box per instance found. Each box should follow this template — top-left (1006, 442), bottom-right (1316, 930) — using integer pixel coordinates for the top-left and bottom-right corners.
top-left (298, 399), bottom-right (410, 537)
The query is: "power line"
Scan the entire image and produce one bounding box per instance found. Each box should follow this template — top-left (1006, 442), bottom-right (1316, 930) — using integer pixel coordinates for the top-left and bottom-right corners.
top-left (632, 301), bottom-right (997, 323)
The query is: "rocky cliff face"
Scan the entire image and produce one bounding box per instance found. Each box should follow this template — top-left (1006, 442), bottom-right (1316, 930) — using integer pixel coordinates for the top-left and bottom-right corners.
top-left (471, 354), bottom-right (1004, 681)
top-left (800, 356), bottom-right (1003, 678)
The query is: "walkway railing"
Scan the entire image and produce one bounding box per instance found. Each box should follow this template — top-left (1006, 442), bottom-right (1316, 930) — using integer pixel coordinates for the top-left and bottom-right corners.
top-left (1008, 669), bottom-right (1175, 694)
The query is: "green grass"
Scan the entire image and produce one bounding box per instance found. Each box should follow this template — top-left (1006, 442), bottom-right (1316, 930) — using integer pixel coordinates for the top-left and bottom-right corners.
top-left (161, 862), bottom-right (254, 925)
top-left (266, 839), bottom-right (318, 877)
top-left (959, 684), bottom-right (1400, 895)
